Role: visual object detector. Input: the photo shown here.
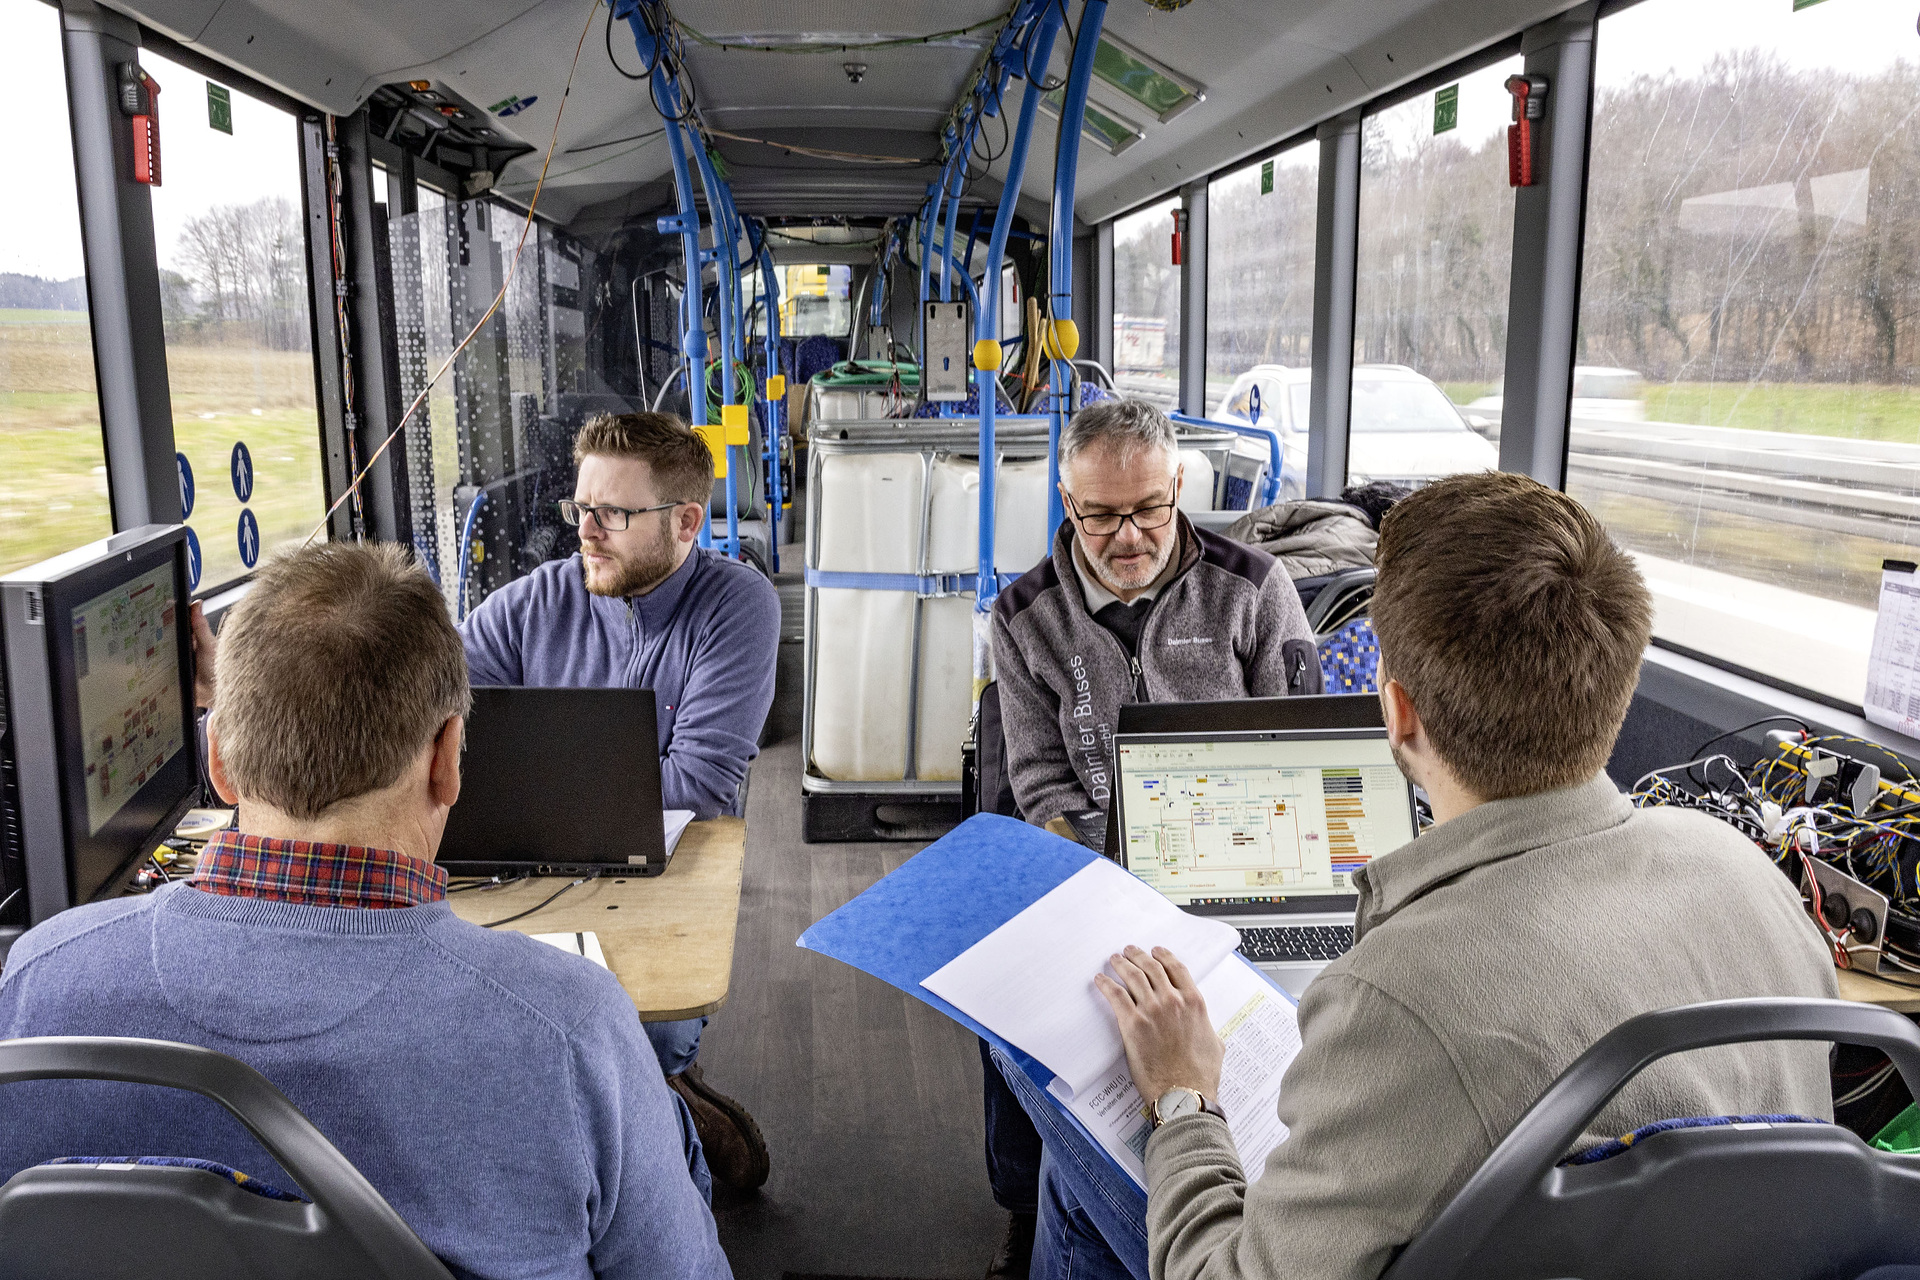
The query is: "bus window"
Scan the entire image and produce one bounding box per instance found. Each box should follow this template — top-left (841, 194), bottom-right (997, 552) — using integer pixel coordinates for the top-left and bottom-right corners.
top-left (0, 0), bottom-right (110, 574)
top-left (779, 264), bottom-right (852, 338)
top-left (1566, 0), bottom-right (1920, 705)
top-left (144, 53), bottom-right (324, 593)
top-left (1351, 55), bottom-right (1522, 486)
top-left (1112, 195), bottom-right (1181, 410)
top-left (1206, 144), bottom-right (1317, 416)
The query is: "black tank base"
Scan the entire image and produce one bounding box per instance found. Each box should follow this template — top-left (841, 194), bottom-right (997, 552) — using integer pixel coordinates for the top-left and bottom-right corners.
top-left (801, 789), bottom-right (963, 843)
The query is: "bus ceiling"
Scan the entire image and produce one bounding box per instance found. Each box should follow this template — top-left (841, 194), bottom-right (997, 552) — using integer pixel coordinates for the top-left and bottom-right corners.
top-left (98, 0), bottom-right (1588, 227)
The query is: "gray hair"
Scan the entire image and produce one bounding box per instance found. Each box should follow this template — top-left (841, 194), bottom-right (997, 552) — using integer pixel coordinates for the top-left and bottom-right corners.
top-left (1058, 399), bottom-right (1179, 476)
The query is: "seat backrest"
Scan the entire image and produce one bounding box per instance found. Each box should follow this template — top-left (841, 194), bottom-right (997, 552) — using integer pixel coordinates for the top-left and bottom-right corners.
top-left (1382, 999), bottom-right (1920, 1280)
top-left (973, 682), bottom-right (1021, 820)
top-left (1303, 566), bottom-right (1375, 635)
top-left (0, 1038), bottom-right (453, 1280)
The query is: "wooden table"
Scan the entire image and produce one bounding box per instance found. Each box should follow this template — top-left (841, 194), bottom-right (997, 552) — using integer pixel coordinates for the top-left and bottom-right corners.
top-left (448, 817), bottom-right (747, 1022)
top-left (1837, 966), bottom-right (1920, 1013)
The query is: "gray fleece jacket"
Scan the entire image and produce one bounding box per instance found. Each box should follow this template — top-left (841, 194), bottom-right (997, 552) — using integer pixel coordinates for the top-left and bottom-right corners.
top-left (1144, 773), bottom-right (1838, 1280)
top-left (991, 514), bottom-right (1320, 827)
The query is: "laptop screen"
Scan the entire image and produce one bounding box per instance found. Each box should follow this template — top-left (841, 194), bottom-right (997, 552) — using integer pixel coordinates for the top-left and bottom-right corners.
top-left (1114, 729), bottom-right (1419, 913)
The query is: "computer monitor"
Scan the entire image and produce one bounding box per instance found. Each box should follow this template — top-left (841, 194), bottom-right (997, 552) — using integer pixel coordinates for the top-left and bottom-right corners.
top-left (1, 525), bottom-right (201, 931)
top-left (1111, 727), bottom-right (1420, 916)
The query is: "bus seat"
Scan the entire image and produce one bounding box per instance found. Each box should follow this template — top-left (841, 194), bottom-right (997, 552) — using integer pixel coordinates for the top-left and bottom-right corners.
top-left (1381, 998), bottom-right (1920, 1280)
top-left (963, 681), bottom-right (1021, 821)
top-left (1318, 617), bottom-right (1380, 695)
top-left (1301, 566), bottom-right (1374, 634)
top-left (0, 1037), bottom-right (453, 1280)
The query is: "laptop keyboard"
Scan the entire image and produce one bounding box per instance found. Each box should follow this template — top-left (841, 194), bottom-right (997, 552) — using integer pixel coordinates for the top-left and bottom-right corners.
top-left (1238, 924), bottom-right (1354, 964)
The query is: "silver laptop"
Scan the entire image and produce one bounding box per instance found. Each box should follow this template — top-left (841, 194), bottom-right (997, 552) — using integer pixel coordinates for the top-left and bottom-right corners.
top-left (1112, 727), bottom-right (1421, 996)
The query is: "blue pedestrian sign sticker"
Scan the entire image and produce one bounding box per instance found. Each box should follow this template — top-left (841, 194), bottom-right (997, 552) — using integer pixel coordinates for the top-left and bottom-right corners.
top-left (184, 527), bottom-right (202, 590)
top-left (176, 453), bottom-right (194, 519)
top-left (237, 509), bottom-right (260, 569)
top-left (230, 441), bottom-right (253, 502)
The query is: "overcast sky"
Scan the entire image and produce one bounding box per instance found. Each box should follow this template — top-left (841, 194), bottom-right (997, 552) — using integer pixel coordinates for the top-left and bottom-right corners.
top-left (0, 0), bottom-right (1913, 281)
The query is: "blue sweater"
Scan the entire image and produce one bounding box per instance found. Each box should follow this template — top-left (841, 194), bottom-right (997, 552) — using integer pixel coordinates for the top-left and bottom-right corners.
top-left (460, 550), bottom-right (780, 819)
top-left (0, 885), bottom-right (733, 1280)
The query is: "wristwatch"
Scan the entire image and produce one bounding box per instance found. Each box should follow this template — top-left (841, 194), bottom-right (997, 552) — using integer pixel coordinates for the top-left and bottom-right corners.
top-left (1150, 1086), bottom-right (1226, 1129)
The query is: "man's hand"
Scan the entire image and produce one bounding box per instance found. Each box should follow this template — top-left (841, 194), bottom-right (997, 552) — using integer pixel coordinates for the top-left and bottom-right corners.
top-left (1094, 945), bottom-right (1225, 1107)
top-left (190, 601), bottom-right (218, 710)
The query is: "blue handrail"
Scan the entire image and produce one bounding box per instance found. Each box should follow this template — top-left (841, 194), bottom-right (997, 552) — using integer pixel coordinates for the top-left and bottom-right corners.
top-left (1169, 412), bottom-right (1287, 509)
top-left (1046, 0), bottom-right (1110, 540)
top-left (974, 1), bottom-right (1061, 607)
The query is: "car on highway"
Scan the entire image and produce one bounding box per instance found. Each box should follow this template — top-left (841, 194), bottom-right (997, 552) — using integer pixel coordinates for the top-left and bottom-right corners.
top-left (1466, 365), bottom-right (1647, 423)
top-left (1214, 363), bottom-right (1499, 500)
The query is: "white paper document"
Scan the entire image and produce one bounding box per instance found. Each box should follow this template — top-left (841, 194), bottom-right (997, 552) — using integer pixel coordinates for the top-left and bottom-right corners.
top-left (921, 857), bottom-right (1303, 1190)
top-left (1867, 561), bottom-right (1920, 738)
top-left (663, 809), bottom-right (696, 857)
top-left (922, 859), bottom-right (1242, 1098)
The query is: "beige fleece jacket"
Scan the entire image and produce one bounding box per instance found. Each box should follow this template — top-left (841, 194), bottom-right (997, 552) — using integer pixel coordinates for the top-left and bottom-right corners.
top-left (1144, 772), bottom-right (1837, 1280)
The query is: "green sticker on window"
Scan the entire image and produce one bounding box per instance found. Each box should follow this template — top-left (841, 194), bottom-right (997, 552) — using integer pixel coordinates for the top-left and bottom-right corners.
top-left (1433, 84), bottom-right (1458, 135)
top-left (1261, 159), bottom-right (1274, 195)
top-left (206, 82), bottom-right (232, 134)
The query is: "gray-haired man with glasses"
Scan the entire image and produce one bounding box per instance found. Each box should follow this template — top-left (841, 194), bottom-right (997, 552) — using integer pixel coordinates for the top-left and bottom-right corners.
top-left (991, 399), bottom-right (1323, 840)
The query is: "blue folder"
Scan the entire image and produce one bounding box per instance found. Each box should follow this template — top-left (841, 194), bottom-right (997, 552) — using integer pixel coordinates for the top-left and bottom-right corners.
top-left (797, 813), bottom-right (1095, 1086)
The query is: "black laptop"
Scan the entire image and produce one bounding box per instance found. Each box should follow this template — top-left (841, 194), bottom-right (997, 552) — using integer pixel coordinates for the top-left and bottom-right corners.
top-left (438, 687), bottom-right (688, 878)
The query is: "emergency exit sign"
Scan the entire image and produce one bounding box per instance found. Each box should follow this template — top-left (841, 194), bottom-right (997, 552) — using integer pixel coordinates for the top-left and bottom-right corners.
top-left (1260, 159), bottom-right (1273, 195)
top-left (207, 82), bottom-right (232, 134)
top-left (1433, 84), bottom-right (1458, 135)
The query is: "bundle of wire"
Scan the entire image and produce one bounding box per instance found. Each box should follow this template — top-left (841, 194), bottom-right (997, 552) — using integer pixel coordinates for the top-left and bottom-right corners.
top-left (1630, 721), bottom-right (1920, 975)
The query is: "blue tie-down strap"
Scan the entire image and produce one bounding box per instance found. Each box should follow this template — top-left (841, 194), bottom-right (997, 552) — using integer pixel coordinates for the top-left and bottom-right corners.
top-left (1560, 1115), bottom-right (1828, 1167)
top-left (1318, 616), bottom-right (1380, 694)
top-left (806, 568), bottom-right (1020, 598)
top-left (39, 1156), bottom-right (308, 1202)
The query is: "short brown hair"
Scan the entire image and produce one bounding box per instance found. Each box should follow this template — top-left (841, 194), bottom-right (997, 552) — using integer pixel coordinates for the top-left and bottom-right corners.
top-left (208, 543), bottom-right (470, 819)
top-left (574, 412), bottom-right (714, 505)
top-left (1371, 471), bottom-right (1652, 800)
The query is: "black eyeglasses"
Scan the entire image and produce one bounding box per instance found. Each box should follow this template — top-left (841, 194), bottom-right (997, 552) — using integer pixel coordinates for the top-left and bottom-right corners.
top-left (1064, 494), bottom-right (1177, 538)
top-left (557, 500), bottom-right (683, 532)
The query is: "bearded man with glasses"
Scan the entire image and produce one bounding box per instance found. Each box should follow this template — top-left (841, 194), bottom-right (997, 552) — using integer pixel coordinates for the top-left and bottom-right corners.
top-left (460, 410), bottom-right (780, 1190)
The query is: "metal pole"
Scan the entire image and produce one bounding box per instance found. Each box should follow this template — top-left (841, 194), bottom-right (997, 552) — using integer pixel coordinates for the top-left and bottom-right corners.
top-left (1499, 2), bottom-right (1599, 488)
top-left (1306, 109), bottom-right (1361, 500)
top-left (1178, 176), bottom-right (1209, 418)
top-left (59, 0), bottom-right (180, 530)
top-left (1047, 0), bottom-right (1110, 540)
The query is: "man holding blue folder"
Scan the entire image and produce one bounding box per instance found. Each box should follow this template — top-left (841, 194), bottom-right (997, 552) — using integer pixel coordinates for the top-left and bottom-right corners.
top-left (995, 472), bottom-right (1837, 1280)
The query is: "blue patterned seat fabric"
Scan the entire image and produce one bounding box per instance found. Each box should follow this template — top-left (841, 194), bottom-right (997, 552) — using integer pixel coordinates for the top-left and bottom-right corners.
top-left (911, 381), bottom-right (1018, 417)
top-left (1317, 616), bottom-right (1380, 694)
top-left (788, 337), bottom-right (846, 389)
top-left (1561, 1115), bottom-right (1827, 1167)
top-left (39, 1155), bottom-right (307, 1201)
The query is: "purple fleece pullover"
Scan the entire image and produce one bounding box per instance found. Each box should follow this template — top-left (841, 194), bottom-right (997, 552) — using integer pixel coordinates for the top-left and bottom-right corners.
top-left (459, 549), bottom-right (780, 819)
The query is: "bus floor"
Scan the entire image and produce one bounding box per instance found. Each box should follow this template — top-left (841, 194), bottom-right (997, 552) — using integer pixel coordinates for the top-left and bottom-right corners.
top-left (700, 541), bottom-right (1005, 1280)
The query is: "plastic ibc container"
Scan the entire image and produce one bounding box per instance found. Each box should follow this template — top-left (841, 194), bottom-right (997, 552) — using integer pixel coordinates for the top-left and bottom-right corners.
top-left (806, 426), bottom-right (1053, 785)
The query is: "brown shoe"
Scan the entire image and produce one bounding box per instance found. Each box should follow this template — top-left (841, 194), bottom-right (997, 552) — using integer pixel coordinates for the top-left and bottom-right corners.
top-left (667, 1063), bottom-right (770, 1190)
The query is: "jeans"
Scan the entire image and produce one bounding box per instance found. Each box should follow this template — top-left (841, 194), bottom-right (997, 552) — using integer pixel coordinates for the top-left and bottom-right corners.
top-left (982, 1037), bottom-right (1045, 1214)
top-left (645, 1016), bottom-right (708, 1077)
top-left (992, 1047), bottom-right (1149, 1280)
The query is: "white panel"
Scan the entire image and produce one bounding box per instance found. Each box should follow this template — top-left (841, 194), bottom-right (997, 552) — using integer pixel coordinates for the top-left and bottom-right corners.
top-left (811, 589), bottom-right (914, 780)
top-left (814, 452), bottom-right (924, 574)
top-left (915, 595), bottom-right (975, 781)
top-left (926, 456), bottom-right (1052, 575)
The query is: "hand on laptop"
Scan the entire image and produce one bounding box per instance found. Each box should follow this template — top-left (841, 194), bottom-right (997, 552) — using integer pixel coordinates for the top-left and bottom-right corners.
top-left (1095, 945), bottom-right (1225, 1107)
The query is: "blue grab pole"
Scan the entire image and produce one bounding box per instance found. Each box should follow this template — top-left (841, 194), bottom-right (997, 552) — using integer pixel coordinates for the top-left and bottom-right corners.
top-left (758, 242), bottom-right (785, 568)
top-left (690, 142), bottom-right (743, 558)
top-left (976, 3), bottom-right (1061, 605)
top-left (1046, 0), bottom-right (1110, 541)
